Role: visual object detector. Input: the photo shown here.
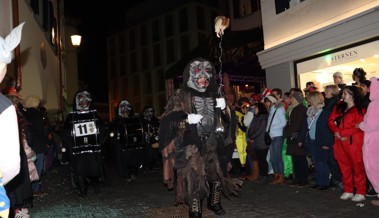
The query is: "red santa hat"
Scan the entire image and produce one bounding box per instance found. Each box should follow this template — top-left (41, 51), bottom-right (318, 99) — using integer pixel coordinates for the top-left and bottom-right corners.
top-left (261, 88), bottom-right (272, 98)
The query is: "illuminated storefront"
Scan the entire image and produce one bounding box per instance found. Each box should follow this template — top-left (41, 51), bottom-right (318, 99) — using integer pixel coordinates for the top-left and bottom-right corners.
top-left (296, 39), bottom-right (379, 91)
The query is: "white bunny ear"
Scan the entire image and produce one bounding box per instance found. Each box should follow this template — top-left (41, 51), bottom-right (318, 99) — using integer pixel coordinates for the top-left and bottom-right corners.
top-left (0, 22), bottom-right (25, 64)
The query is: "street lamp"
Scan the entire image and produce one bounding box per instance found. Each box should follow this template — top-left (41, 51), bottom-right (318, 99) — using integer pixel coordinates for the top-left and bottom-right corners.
top-left (70, 34), bottom-right (82, 48)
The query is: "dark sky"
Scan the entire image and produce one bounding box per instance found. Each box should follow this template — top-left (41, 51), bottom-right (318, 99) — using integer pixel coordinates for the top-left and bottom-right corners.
top-left (64, 1), bottom-right (143, 103)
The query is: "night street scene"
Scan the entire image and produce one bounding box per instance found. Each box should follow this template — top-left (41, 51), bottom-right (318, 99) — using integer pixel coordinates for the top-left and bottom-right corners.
top-left (2, 0), bottom-right (379, 218)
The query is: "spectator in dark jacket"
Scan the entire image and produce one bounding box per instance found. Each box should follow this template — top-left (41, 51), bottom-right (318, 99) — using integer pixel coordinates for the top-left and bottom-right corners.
top-left (247, 102), bottom-right (269, 183)
top-left (21, 95), bottom-right (49, 197)
top-left (321, 85), bottom-right (342, 189)
top-left (285, 92), bottom-right (308, 187)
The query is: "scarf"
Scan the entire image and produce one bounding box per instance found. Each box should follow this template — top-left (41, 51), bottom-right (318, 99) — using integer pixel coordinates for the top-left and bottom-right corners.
top-left (306, 103), bottom-right (324, 119)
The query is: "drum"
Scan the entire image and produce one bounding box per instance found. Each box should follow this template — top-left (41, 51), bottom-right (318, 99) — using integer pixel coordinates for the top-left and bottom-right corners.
top-left (118, 116), bottom-right (144, 151)
top-left (68, 110), bottom-right (101, 155)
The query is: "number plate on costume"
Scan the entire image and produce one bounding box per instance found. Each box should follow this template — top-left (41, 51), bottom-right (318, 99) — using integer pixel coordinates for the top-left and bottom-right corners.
top-left (73, 121), bottom-right (97, 137)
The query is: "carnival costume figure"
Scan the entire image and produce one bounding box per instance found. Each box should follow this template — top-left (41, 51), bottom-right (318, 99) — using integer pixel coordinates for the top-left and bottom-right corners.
top-left (64, 90), bottom-right (104, 196)
top-left (108, 100), bottom-right (145, 182)
top-left (141, 105), bottom-right (161, 171)
top-left (159, 57), bottom-right (241, 218)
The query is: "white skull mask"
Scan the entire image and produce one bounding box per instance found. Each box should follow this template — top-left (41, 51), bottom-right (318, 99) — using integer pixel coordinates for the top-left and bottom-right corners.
top-left (118, 100), bottom-right (132, 118)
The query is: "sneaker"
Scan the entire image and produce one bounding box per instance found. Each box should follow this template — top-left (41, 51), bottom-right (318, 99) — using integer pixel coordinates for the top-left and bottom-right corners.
top-left (366, 188), bottom-right (377, 197)
top-left (351, 194), bottom-right (366, 202)
top-left (14, 209), bottom-right (30, 218)
top-left (340, 192), bottom-right (354, 200)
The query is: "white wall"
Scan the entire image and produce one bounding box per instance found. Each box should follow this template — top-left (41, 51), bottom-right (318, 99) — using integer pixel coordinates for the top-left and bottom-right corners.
top-left (261, 0), bottom-right (379, 49)
top-left (265, 61), bottom-right (295, 92)
top-left (18, 1), bottom-right (60, 112)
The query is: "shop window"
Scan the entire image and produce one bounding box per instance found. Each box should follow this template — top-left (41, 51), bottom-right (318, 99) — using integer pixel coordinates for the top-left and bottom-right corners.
top-left (130, 52), bottom-right (137, 73)
top-left (165, 14), bottom-right (173, 37)
top-left (275, 0), bottom-right (290, 14)
top-left (119, 55), bottom-right (126, 76)
top-left (140, 24), bottom-right (148, 46)
top-left (179, 8), bottom-right (188, 33)
top-left (152, 19), bottom-right (160, 42)
top-left (196, 6), bottom-right (205, 30)
top-left (166, 39), bottom-right (176, 63)
top-left (144, 72), bottom-right (153, 94)
top-left (180, 34), bottom-right (189, 58)
top-left (157, 68), bottom-right (165, 92)
top-left (153, 44), bottom-right (162, 67)
top-left (118, 33), bottom-right (125, 54)
top-left (123, 78), bottom-right (129, 99)
top-left (141, 48), bottom-right (150, 70)
top-left (129, 29), bottom-right (136, 50)
top-left (133, 75), bottom-right (140, 96)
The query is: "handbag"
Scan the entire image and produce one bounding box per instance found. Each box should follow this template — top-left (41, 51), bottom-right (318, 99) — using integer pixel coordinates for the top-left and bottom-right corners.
top-left (286, 132), bottom-right (306, 156)
top-left (265, 108), bottom-right (278, 145)
top-left (264, 132), bottom-right (272, 145)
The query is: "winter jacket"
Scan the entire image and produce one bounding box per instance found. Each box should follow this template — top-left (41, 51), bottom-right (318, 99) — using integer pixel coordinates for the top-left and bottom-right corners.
top-left (247, 113), bottom-right (269, 150)
top-left (266, 102), bottom-right (286, 138)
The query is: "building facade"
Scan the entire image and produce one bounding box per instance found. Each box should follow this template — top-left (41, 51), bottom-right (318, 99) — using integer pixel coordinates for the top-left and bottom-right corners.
top-left (107, 0), bottom-right (227, 119)
top-left (1, 0), bottom-right (79, 123)
top-left (258, 0), bottom-right (379, 92)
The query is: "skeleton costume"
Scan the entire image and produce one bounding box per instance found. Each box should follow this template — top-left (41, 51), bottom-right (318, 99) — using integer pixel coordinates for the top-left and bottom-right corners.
top-left (108, 100), bottom-right (145, 181)
top-left (64, 90), bottom-right (104, 197)
top-left (159, 58), bottom-right (241, 218)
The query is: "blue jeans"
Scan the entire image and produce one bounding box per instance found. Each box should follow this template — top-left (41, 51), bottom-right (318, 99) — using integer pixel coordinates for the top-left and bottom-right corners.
top-left (326, 147), bottom-right (342, 184)
top-left (31, 153), bottom-right (45, 192)
top-left (270, 136), bottom-right (284, 174)
top-left (306, 139), bottom-right (330, 187)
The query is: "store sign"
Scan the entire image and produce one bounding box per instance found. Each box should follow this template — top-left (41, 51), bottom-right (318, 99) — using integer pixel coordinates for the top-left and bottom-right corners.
top-left (328, 50), bottom-right (358, 65)
top-left (297, 40), bottom-right (379, 74)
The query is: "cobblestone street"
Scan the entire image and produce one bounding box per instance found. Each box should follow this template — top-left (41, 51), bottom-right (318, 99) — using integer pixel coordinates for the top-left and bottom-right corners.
top-left (31, 161), bottom-right (378, 218)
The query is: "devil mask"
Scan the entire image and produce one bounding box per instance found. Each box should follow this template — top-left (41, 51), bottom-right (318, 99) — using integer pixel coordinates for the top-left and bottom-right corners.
top-left (183, 57), bottom-right (216, 93)
top-left (75, 91), bottom-right (92, 111)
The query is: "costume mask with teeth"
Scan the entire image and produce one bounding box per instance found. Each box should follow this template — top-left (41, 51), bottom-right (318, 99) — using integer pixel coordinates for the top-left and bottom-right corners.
top-left (75, 91), bottom-right (92, 111)
top-left (184, 58), bottom-right (215, 93)
top-left (118, 100), bottom-right (132, 118)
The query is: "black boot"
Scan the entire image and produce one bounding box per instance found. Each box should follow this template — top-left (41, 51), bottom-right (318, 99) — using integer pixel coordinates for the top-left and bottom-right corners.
top-left (207, 181), bottom-right (225, 215)
top-left (189, 198), bottom-right (202, 218)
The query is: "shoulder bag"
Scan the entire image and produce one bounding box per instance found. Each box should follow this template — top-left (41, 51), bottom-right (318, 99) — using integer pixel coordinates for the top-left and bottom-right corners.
top-left (265, 108), bottom-right (278, 145)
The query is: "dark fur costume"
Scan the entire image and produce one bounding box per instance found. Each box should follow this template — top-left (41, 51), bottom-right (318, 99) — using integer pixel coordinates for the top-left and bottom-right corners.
top-left (159, 58), bottom-right (241, 210)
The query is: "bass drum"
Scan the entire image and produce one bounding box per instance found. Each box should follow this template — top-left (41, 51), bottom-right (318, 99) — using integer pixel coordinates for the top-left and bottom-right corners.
top-left (69, 110), bottom-right (101, 155)
top-left (119, 116), bottom-right (144, 151)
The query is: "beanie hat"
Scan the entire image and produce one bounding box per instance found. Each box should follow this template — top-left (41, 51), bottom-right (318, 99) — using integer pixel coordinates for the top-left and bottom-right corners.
top-left (292, 92), bottom-right (304, 103)
top-left (265, 95), bottom-right (277, 104)
top-left (23, 95), bottom-right (41, 108)
top-left (333, 72), bottom-right (343, 79)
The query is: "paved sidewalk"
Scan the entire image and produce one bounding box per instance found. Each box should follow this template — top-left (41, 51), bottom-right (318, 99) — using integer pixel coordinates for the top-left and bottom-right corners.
top-left (31, 162), bottom-right (378, 218)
